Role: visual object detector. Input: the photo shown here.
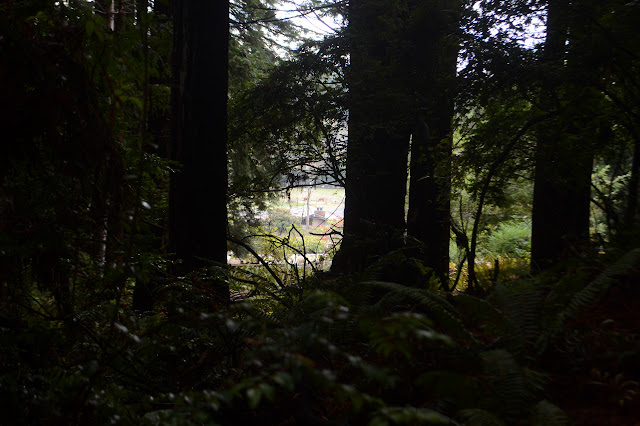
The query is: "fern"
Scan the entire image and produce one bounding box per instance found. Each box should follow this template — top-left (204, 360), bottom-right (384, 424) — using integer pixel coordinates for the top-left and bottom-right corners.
top-left (530, 400), bottom-right (570, 426)
top-left (371, 406), bottom-right (458, 425)
top-left (291, 289), bottom-right (360, 345)
top-left (453, 292), bottom-right (524, 355)
top-left (536, 248), bottom-right (640, 358)
top-left (457, 408), bottom-right (505, 426)
top-left (365, 312), bottom-right (456, 359)
top-left (481, 349), bottom-right (536, 422)
top-left (487, 282), bottom-right (544, 360)
top-left (360, 281), bottom-right (480, 347)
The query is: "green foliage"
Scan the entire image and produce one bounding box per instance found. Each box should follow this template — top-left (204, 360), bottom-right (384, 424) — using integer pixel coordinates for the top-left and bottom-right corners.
top-left (371, 407), bottom-right (456, 426)
top-left (537, 248), bottom-right (640, 357)
top-left (480, 349), bottom-right (542, 422)
top-left (228, 33), bottom-right (347, 214)
top-left (360, 281), bottom-right (479, 346)
top-left (457, 409), bottom-right (505, 426)
top-left (6, 244), bottom-right (640, 424)
top-left (363, 312), bottom-right (455, 359)
top-left (3, 1), bottom-right (640, 425)
top-left (530, 400), bottom-right (570, 426)
top-left (591, 163), bottom-right (630, 241)
top-left (263, 208), bottom-right (300, 234)
top-left (481, 219), bottom-right (532, 259)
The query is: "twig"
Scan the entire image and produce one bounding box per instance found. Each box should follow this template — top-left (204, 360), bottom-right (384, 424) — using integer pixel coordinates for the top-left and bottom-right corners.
top-left (227, 236), bottom-right (285, 289)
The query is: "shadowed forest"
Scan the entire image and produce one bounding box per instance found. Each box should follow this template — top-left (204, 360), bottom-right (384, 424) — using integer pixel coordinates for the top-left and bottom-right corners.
top-left (1, 0), bottom-right (640, 424)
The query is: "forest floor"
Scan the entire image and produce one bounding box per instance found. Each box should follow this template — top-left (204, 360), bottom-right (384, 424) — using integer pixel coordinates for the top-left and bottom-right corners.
top-left (545, 280), bottom-right (640, 425)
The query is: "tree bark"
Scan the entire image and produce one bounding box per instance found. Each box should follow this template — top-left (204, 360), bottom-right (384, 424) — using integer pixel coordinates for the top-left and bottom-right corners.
top-left (169, 0), bottom-right (229, 301)
top-left (405, 0), bottom-right (460, 290)
top-left (331, 0), bottom-right (411, 273)
top-left (153, 0), bottom-right (172, 17)
top-left (530, 0), bottom-right (595, 273)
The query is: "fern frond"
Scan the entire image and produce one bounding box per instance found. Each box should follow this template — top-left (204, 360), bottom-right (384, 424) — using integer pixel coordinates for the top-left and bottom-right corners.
top-left (481, 349), bottom-right (535, 422)
top-left (289, 289), bottom-right (361, 345)
top-left (558, 248), bottom-right (640, 321)
top-left (530, 400), bottom-right (570, 426)
top-left (371, 406), bottom-right (458, 425)
top-left (361, 281), bottom-right (479, 347)
top-left (453, 293), bottom-right (524, 355)
top-left (457, 408), bottom-right (505, 426)
top-left (487, 282), bottom-right (544, 359)
top-left (537, 248), bottom-right (640, 357)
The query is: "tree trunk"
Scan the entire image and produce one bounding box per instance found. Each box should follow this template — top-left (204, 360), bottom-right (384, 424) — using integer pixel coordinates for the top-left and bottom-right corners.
top-left (405, 0), bottom-right (460, 290)
top-left (169, 0), bottom-right (229, 301)
top-left (332, 0), bottom-right (410, 273)
top-left (531, 126), bottom-right (594, 272)
top-left (153, 0), bottom-right (171, 17)
top-left (531, 0), bottom-right (595, 273)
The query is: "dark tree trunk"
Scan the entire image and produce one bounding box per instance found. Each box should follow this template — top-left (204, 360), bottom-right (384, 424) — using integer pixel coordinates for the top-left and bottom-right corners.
top-left (531, 0), bottom-right (595, 273)
top-left (531, 126), bottom-right (594, 272)
top-left (114, 0), bottom-right (125, 31)
top-left (153, 0), bottom-right (172, 17)
top-left (132, 0), bottom-right (154, 312)
top-left (169, 0), bottom-right (229, 301)
top-left (405, 0), bottom-right (460, 290)
top-left (331, 0), bottom-right (410, 273)
top-left (132, 0), bottom-right (174, 312)
top-left (147, 0), bottom-right (173, 159)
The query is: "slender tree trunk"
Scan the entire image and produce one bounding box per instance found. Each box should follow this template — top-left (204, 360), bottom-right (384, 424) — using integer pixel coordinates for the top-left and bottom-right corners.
top-left (131, 0), bottom-right (154, 312)
top-left (147, 0), bottom-right (173, 159)
top-left (406, 0), bottom-right (460, 290)
top-left (92, 0), bottom-right (125, 283)
top-left (332, 0), bottom-right (410, 273)
top-left (169, 0), bottom-right (229, 301)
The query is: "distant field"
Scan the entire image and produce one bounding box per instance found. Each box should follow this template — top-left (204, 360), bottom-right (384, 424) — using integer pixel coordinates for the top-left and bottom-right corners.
top-left (275, 187), bottom-right (345, 215)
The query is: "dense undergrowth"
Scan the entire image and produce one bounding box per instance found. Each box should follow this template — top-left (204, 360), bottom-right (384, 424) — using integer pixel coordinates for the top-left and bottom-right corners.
top-left (1, 249), bottom-right (639, 425)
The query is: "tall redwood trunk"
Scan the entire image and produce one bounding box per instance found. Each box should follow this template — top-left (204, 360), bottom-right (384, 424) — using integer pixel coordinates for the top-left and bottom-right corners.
top-left (531, 0), bottom-right (595, 272)
top-left (406, 0), bottom-right (460, 289)
top-left (169, 0), bottom-right (229, 300)
top-left (332, 0), bottom-right (410, 273)
top-left (331, 0), bottom-right (411, 273)
top-left (531, 125), bottom-right (594, 272)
